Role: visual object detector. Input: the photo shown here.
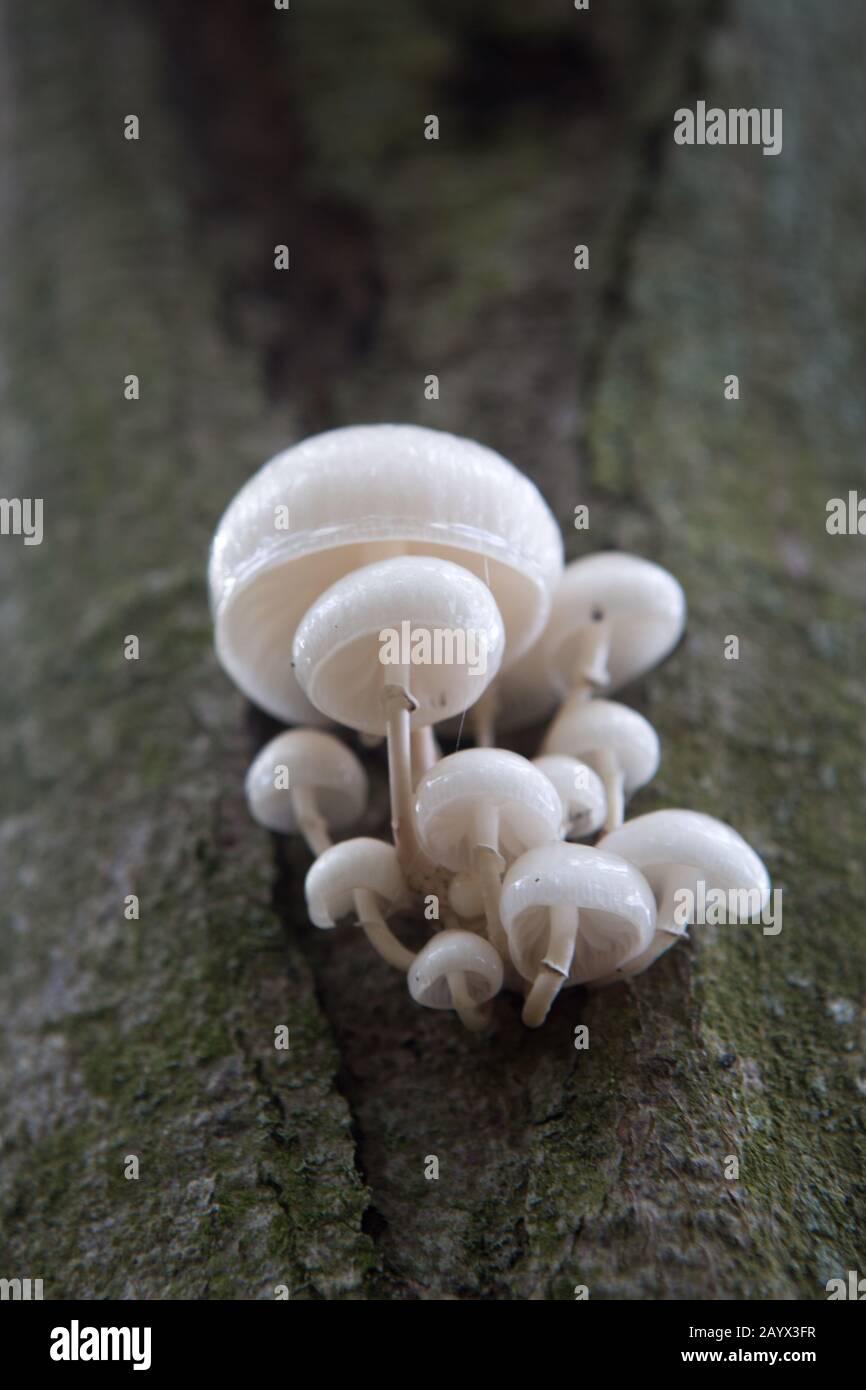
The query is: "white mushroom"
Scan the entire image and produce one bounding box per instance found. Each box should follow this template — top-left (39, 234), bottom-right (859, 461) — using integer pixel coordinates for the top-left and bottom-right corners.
top-left (305, 837), bottom-right (414, 971)
top-left (543, 552), bottom-right (686, 703)
top-left (408, 929), bottom-right (504, 1031)
top-left (543, 698), bottom-right (659, 831)
top-left (414, 748), bottom-right (563, 956)
top-left (448, 871), bottom-right (485, 921)
top-left (597, 809), bottom-right (772, 981)
top-left (209, 424), bottom-right (563, 723)
top-left (244, 728), bottom-right (367, 856)
top-left (532, 755), bottom-right (607, 840)
top-left (293, 555), bottom-right (503, 870)
top-left (499, 842), bottom-right (657, 1027)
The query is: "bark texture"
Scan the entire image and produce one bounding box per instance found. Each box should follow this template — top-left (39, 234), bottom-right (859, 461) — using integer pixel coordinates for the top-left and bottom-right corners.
top-left (0, 0), bottom-right (863, 1299)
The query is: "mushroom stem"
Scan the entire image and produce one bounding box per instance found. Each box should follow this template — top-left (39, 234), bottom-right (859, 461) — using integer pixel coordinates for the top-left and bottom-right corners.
top-left (522, 904), bottom-right (578, 1027)
top-left (570, 620), bottom-right (611, 696)
top-left (410, 726), bottom-right (439, 783)
top-left (447, 971), bottom-right (489, 1032)
top-left (471, 684), bottom-right (497, 748)
top-left (353, 887), bottom-right (415, 972)
top-left (596, 748), bottom-right (625, 830)
top-left (290, 785), bottom-right (332, 857)
top-left (383, 663), bottom-right (424, 870)
top-left (471, 801), bottom-right (508, 957)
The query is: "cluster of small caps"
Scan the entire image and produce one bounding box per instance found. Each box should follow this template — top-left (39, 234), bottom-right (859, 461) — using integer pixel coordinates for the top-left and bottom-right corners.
top-left (210, 424), bottom-right (771, 1032)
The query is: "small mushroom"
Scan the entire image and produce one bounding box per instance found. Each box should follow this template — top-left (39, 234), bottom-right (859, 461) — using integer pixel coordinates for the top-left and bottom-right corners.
top-left (532, 755), bottom-right (607, 840)
top-left (245, 728), bottom-right (367, 856)
top-left (448, 870), bottom-right (485, 921)
top-left (293, 555), bottom-right (504, 870)
top-left (209, 423), bottom-right (563, 724)
top-left (408, 928), bottom-right (504, 1031)
top-left (597, 809), bottom-right (772, 980)
top-left (414, 748), bottom-right (563, 955)
top-left (543, 552), bottom-right (686, 702)
top-left (499, 841), bottom-right (657, 1027)
top-left (305, 836), bottom-right (415, 971)
top-left (543, 698), bottom-right (659, 831)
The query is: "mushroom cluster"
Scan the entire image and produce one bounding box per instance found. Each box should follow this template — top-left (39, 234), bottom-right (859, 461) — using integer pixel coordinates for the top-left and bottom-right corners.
top-left (211, 424), bottom-right (771, 1031)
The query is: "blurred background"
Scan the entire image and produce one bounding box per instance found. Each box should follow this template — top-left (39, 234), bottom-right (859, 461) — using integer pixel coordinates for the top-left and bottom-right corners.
top-left (0, 0), bottom-right (864, 1300)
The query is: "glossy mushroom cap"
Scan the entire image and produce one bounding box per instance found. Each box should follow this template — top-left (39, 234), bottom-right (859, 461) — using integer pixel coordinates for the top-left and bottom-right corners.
top-left (209, 424), bottom-right (563, 722)
top-left (543, 552), bottom-right (686, 695)
top-left (245, 728), bottom-right (367, 833)
top-left (408, 929), bottom-right (504, 1010)
top-left (532, 755), bottom-right (607, 839)
top-left (414, 747), bottom-right (563, 872)
top-left (543, 698), bottom-right (660, 796)
top-left (304, 837), bottom-right (410, 929)
top-left (600, 809), bottom-right (772, 935)
top-left (292, 555), bottom-right (504, 735)
top-left (500, 841), bottom-right (656, 985)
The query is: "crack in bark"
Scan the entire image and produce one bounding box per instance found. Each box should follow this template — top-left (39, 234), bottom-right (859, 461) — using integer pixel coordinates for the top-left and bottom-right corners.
top-left (580, 0), bottom-right (728, 491)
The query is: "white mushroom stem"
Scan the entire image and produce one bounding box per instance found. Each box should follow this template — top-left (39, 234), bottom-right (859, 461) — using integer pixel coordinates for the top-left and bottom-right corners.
top-left (382, 663), bottom-right (424, 869)
top-left (595, 747), bottom-right (625, 831)
top-left (410, 726), bottom-right (439, 783)
top-left (352, 887), bottom-right (415, 972)
top-left (471, 684), bottom-right (497, 748)
top-left (471, 801), bottom-right (508, 957)
top-left (522, 904), bottom-right (578, 1028)
top-left (565, 620), bottom-right (611, 703)
top-left (446, 972), bottom-right (489, 1032)
top-left (289, 785), bottom-right (332, 857)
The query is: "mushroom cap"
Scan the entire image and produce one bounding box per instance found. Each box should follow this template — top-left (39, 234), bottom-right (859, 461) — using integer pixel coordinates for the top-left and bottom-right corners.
top-left (532, 755), bottom-right (607, 839)
top-left (408, 929), bottom-right (504, 1010)
top-left (292, 555), bottom-right (504, 735)
top-left (209, 424), bottom-right (563, 722)
top-left (543, 698), bottom-right (659, 794)
top-left (599, 809), bottom-right (771, 931)
top-left (500, 841), bottom-right (656, 985)
top-left (544, 552), bottom-right (686, 695)
top-left (304, 837), bottom-right (410, 929)
top-left (245, 728), bottom-right (368, 833)
top-left (414, 748), bottom-right (564, 872)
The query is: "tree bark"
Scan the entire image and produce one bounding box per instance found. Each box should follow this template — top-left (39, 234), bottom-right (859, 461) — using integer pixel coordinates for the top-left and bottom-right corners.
top-left (0, 0), bottom-right (863, 1299)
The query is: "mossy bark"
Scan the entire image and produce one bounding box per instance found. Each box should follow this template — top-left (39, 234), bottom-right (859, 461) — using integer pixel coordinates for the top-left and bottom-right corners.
top-left (0, 0), bottom-right (863, 1300)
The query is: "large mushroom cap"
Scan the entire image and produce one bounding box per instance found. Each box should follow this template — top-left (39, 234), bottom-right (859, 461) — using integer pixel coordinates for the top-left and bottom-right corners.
top-left (304, 837), bottom-right (409, 929)
top-left (544, 552), bottom-right (686, 694)
top-left (292, 555), bottom-right (504, 735)
top-left (245, 728), bottom-right (367, 834)
top-left (209, 424), bottom-right (563, 722)
top-left (408, 929), bottom-right (504, 1010)
top-left (543, 698), bottom-right (660, 794)
top-left (600, 809), bottom-right (772, 930)
top-left (414, 747), bottom-right (563, 871)
top-left (500, 841), bottom-right (656, 985)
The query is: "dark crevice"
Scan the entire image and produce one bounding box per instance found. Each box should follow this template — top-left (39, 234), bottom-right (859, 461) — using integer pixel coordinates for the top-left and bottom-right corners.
top-left (147, 0), bottom-right (384, 433)
top-left (579, 0), bottom-right (728, 489)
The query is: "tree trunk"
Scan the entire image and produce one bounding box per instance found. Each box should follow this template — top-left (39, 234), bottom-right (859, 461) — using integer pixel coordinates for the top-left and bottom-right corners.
top-left (1, 0), bottom-right (863, 1299)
